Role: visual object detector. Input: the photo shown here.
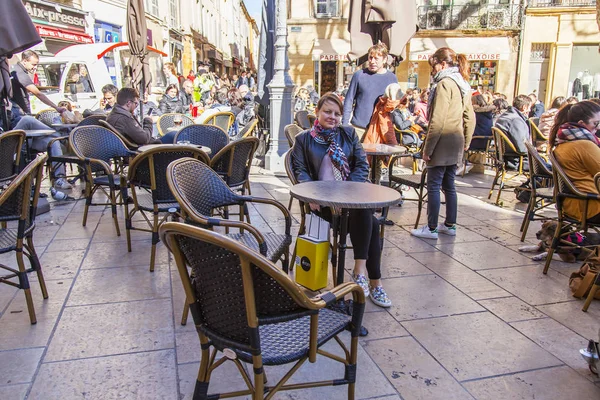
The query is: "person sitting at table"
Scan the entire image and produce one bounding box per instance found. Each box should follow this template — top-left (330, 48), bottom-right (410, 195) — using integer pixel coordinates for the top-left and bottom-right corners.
top-left (107, 88), bottom-right (173, 145)
top-left (159, 84), bottom-right (184, 114)
top-left (291, 92), bottom-right (391, 308)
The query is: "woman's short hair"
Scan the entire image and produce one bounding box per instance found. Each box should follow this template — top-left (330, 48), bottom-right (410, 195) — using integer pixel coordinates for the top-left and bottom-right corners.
top-left (316, 92), bottom-right (343, 113)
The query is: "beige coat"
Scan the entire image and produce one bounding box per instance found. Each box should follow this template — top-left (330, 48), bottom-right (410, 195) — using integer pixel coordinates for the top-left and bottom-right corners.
top-left (423, 79), bottom-right (475, 167)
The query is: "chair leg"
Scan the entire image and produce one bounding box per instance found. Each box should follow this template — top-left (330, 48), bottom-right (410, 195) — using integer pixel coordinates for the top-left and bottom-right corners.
top-left (582, 282), bottom-right (599, 312)
top-left (181, 302), bottom-right (189, 325)
top-left (27, 237), bottom-right (48, 299)
top-left (150, 212), bottom-right (159, 272)
top-left (488, 167), bottom-right (500, 200)
top-left (16, 249), bottom-right (37, 324)
top-left (543, 224), bottom-right (561, 274)
top-left (193, 340), bottom-right (211, 400)
top-left (414, 188), bottom-right (424, 229)
top-left (224, 206), bottom-right (229, 234)
top-left (282, 250), bottom-right (290, 273)
top-left (244, 203), bottom-right (251, 224)
top-left (495, 169), bottom-right (506, 205)
top-left (252, 356), bottom-right (265, 400)
top-left (109, 188), bottom-right (121, 236)
top-left (287, 197), bottom-right (293, 211)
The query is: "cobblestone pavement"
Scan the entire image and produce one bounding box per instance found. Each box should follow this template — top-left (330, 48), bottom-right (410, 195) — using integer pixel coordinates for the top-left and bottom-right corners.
top-left (1, 167), bottom-right (599, 400)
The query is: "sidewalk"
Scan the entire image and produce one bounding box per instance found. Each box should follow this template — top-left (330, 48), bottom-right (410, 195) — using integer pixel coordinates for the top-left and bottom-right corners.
top-left (0, 169), bottom-right (599, 399)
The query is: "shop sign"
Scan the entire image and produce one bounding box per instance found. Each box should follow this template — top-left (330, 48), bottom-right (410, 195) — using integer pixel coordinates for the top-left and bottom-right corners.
top-left (320, 54), bottom-right (349, 61)
top-left (35, 25), bottom-right (93, 44)
top-left (24, 0), bottom-right (86, 31)
top-left (414, 53), bottom-right (502, 61)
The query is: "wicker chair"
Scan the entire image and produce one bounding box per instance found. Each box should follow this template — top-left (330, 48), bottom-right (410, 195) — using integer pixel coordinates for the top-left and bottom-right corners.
top-left (0, 130), bottom-right (25, 186)
top-left (395, 128), bottom-right (423, 173)
top-left (461, 135), bottom-right (493, 177)
top-left (160, 221), bottom-right (365, 400)
top-left (35, 109), bottom-right (60, 127)
top-left (125, 145), bottom-right (210, 272)
top-left (70, 126), bottom-right (137, 236)
top-left (284, 124), bottom-right (303, 147)
top-left (295, 110), bottom-right (311, 129)
top-left (583, 173), bottom-right (600, 311)
top-left (488, 127), bottom-right (528, 206)
top-left (239, 117), bottom-right (259, 138)
top-left (157, 113), bottom-right (194, 137)
top-left (77, 114), bottom-right (107, 127)
top-left (0, 154), bottom-right (48, 324)
top-left (520, 141), bottom-right (555, 241)
top-left (98, 119), bottom-right (141, 150)
top-left (528, 118), bottom-right (548, 157)
top-left (543, 153), bottom-right (600, 276)
top-left (202, 111), bottom-right (235, 134)
top-left (174, 124), bottom-right (229, 157)
top-left (307, 113), bottom-right (316, 127)
top-left (388, 153), bottom-right (428, 228)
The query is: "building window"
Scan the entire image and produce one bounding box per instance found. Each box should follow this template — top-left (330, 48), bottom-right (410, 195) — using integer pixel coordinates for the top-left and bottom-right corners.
top-left (169, 0), bottom-right (179, 27)
top-left (145, 0), bottom-right (159, 16)
top-left (315, 0), bottom-right (339, 18)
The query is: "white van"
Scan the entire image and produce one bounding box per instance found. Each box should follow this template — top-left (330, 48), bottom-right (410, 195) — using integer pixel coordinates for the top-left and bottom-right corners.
top-left (32, 42), bottom-right (168, 114)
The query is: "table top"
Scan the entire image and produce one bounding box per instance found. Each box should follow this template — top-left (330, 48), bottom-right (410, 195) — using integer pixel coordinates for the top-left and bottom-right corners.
top-left (289, 181), bottom-right (401, 209)
top-left (52, 123), bottom-right (78, 129)
top-left (138, 143), bottom-right (211, 154)
top-left (23, 129), bottom-right (56, 137)
top-left (362, 143), bottom-right (406, 156)
top-left (167, 126), bottom-right (182, 132)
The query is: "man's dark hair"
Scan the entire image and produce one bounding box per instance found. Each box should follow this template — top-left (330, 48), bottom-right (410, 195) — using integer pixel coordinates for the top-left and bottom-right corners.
top-left (513, 95), bottom-right (532, 111)
top-left (215, 91), bottom-right (227, 105)
top-left (21, 50), bottom-right (39, 61)
top-left (116, 87), bottom-right (139, 106)
top-left (102, 84), bottom-right (118, 96)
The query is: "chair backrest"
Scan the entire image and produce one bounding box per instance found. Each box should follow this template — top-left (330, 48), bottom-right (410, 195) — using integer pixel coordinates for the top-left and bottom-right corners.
top-left (35, 109), bottom-right (59, 127)
top-left (0, 154), bottom-right (46, 233)
top-left (157, 113), bottom-right (194, 136)
top-left (524, 141), bottom-right (552, 179)
top-left (77, 114), bottom-right (107, 127)
top-left (70, 125), bottom-right (134, 172)
top-left (295, 110), bottom-right (311, 129)
top-left (160, 221), bottom-right (306, 348)
top-left (284, 150), bottom-right (298, 185)
top-left (530, 117), bottom-right (540, 127)
top-left (528, 118), bottom-right (546, 143)
top-left (239, 118), bottom-right (259, 138)
top-left (211, 137), bottom-right (259, 188)
top-left (174, 124), bottom-right (229, 156)
top-left (284, 124), bottom-right (303, 147)
top-left (0, 130), bottom-right (25, 184)
top-left (203, 111), bottom-right (235, 134)
top-left (548, 152), bottom-right (588, 199)
top-left (98, 119), bottom-right (140, 149)
top-left (491, 126), bottom-right (518, 163)
top-left (307, 113), bottom-right (316, 127)
top-left (128, 145), bottom-right (210, 202)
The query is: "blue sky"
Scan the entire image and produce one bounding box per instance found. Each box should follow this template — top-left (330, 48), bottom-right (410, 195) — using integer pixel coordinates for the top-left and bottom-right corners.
top-left (243, 0), bottom-right (263, 22)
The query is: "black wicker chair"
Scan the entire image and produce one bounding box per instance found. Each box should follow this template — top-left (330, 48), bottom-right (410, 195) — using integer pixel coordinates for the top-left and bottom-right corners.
top-left (0, 154), bottom-right (48, 324)
top-left (157, 113), bottom-right (194, 137)
top-left (202, 111), bottom-right (235, 134)
top-left (70, 126), bottom-right (137, 236)
top-left (284, 124), bottom-right (303, 148)
top-left (295, 110), bottom-right (311, 129)
top-left (0, 130), bottom-right (25, 186)
top-left (77, 114), bottom-right (107, 127)
top-left (160, 221), bottom-right (365, 400)
top-left (543, 153), bottom-right (600, 275)
top-left (35, 109), bottom-right (60, 127)
top-left (488, 127), bottom-right (528, 206)
top-left (388, 153), bottom-right (428, 228)
top-left (174, 124), bottom-right (229, 157)
top-left (520, 141), bottom-right (555, 241)
top-left (125, 145), bottom-right (211, 272)
top-left (98, 119), bottom-right (141, 150)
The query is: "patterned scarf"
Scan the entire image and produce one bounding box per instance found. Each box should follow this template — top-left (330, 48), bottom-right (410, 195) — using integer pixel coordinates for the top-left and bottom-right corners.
top-left (556, 122), bottom-right (600, 146)
top-left (310, 120), bottom-right (350, 181)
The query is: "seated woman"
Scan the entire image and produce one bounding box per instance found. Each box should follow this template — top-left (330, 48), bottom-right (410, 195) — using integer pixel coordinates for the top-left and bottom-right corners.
top-left (159, 84), bottom-right (184, 114)
top-left (291, 93), bottom-right (391, 308)
top-left (390, 91), bottom-right (423, 147)
top-left (539, 96), bottom-right (566, 139)
top-left (412, 89), bottom-right (430, 127)
top-left (550, 100), bottom-right (600, 222)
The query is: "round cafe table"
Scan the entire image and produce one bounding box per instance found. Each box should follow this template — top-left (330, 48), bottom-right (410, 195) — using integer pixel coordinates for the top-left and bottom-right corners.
top-left (362, 143), bottom-right (407, 184)
top-left (51, 123), bottom-right (79, 132)
top-left (138, 143), bottom-right (211, 155)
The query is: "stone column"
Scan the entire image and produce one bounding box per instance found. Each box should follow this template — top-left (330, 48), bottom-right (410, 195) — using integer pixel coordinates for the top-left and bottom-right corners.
top-left (265, 0), bottom-right (295, 173)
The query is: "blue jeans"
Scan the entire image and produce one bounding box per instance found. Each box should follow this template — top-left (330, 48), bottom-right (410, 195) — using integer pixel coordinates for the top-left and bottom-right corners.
top-left (427, 165), bottom-right (458, 230)
top-left (14, 116), bottom-right (66, 177)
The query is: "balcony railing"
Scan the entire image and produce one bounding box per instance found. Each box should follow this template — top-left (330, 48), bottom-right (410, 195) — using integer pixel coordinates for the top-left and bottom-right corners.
top-left (417, 4), bottom-right (523, 31)
top-left (528, 0), bottom-right (596, 6)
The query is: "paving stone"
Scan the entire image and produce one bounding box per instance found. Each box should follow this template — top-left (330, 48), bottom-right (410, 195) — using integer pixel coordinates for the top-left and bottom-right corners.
top-left (0, 348), bottom-right (44, 385)
top-left (384, 275), bottom-right (484, 321)
top-left (0, 285), bottom-right (17, 316)
top-left (44, 299), bottom-right (174, 362)
top-left (384, 230), bottom-right (437, 253)
top-left (45, 238), bottom-right (91, 252)
top-left (379, 246), bottom-right (434, 278)
top-left (463, 365), bottom-right (600, 400)
top-left (81, 240), bottom-right (170, 269)
top-left (363, 336), bottom-right (474, 400)
top-left (403, 312), bottom-right (562, 381)
top-left (176, 330), bottom-right (202, 365)
top-left (34, 250), bottom-right (86, 281)
top-left (53, 222), bottom-right (98, 240)
top-left (29, 350), bottom-right (178, 399)
top-left (360, 311), bottom-right (409, 342)
top-left (536, 300), bottom-right (600, 340)
top-left (436, 240), bottom-right (536, 270)
top-left (0, 383), bottom-right (30, 400)
top-left (478, 296), bottom-right (546, 323)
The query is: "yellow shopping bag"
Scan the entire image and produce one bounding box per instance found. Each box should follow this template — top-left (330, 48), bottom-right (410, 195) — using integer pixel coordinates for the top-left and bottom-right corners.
top-left (295, 214), bottom-right (329, 291)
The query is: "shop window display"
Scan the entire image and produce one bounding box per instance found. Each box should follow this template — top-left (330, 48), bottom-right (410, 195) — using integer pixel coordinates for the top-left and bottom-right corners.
top-left (469, 61), bottom-right (496, 92)
top-left (568, 45), bottom-right (600, 100)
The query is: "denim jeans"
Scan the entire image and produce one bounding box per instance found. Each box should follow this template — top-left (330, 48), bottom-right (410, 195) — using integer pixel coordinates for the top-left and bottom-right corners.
top-left (14, 116), bottom-right (66, 177)
top-left (426, 165), bottom-right (458, 230)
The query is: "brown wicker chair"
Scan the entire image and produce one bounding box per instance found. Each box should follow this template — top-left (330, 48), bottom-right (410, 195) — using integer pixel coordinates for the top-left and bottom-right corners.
top-left (0, 130), bottom-right (25, 186)
top-left (284, 124), bottom-right (303, 148)
top-left (520, 141), bottom-right (555, 241)
top-left (239, 117), bottom-right (259, 138)
top-left (70, 126), bottom-right (137, 236)
top-left (174, 124), bottom-right (229, 157)
top-left (202, 111), bottom-right (235, 134)
top-left (0, 154), bottom-right (48, 324)
top-left (488, 127), bottom-right (528, 206)
top-left (157, 113), bottom-right (194, 137)
top-left (210, 137), bottom-right (258, 195)
top-left (125, 145), bottom-right (211, 272)
top-left (528, 118), bottom-right (548, 157)
top-left (160, 221), bottom-right (365, 400)
top-left (35, 109), bottom-right (60, 127)
top-left (543, 153), bottom-right (600, 276)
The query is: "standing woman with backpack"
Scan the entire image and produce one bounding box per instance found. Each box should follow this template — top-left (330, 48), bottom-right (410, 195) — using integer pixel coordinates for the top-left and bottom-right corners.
top-left (411, 47), bottom-right (476, 240)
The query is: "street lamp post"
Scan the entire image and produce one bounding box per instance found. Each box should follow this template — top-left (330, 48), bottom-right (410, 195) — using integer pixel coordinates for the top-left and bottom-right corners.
top-left (265, 0), bottom-right (295, 173)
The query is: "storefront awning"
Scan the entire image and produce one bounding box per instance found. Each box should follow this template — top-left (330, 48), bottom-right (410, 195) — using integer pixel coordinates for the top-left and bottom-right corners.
top-left (35, 24), bottom-right (93, 44)
top-left (312, 39), bottom-right (351, 62)
top-left (409, 37), bottom-right (512, 62)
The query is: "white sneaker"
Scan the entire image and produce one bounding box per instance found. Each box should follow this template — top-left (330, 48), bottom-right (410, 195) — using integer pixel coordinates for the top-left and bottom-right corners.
top-left (437, 224), bottom-right (457, 236)
top-left (54, 178), bottom-right (72, 190)
top-left (410, 225), bottom-right (438, 239)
